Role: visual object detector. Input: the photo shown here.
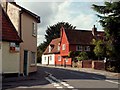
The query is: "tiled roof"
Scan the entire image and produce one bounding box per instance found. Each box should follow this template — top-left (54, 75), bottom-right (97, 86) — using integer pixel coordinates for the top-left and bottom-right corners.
top-left (10, 2), bottom-right (40, 23)
top-left (0, 7), bottom-right (22, 42)
top-left (64, 29), bottom-right (104, 45)
top-left (43, 38), bottom-right (61, 54)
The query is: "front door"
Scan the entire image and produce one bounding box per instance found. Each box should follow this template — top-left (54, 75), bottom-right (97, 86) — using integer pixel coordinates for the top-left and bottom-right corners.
top-left (24, 50), bottom-right (28, 76)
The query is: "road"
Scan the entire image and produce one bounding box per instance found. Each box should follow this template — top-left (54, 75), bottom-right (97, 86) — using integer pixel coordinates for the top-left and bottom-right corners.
top-left (40, 65), bottom-right (119, 90)
top-left (3, 65), bottom-right (120, 90)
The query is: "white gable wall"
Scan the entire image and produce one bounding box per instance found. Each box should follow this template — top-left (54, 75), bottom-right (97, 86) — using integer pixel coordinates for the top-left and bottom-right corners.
top-left (42, 54), bottom-right (55, 65)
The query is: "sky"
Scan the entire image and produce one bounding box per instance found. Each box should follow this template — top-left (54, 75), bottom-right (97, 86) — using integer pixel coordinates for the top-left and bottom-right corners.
top-left (15, 0), bottom-right (105, 46)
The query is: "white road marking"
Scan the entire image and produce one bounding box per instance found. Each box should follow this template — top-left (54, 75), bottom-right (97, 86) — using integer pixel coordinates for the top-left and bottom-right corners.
top-left (56, 86), bottom-right (63, 88)
top-left (105, 80), bottom-right (120, 84)
top-left (45, 71), bottom-right (76, 89)
top-left (45, 77), bottom-right (63, 89)
top-left (45, 77), bottom-right (54, 83)
top-left (67, 86), bottom-right (74, 88)
top-left (92, 77), bottom-right (120, 84)
top-left (54, 84), bottom-right (60, 87)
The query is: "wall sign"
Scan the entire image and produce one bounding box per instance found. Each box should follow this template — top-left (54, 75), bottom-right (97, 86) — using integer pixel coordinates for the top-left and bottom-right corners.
top-left (9, 42), bottom-right (20, 52)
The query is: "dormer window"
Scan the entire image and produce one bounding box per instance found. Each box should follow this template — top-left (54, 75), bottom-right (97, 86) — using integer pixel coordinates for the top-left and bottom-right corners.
top-left (49, 45), bottom-right (52, 53)
top-left (49, 44), bottom-right (54, 53)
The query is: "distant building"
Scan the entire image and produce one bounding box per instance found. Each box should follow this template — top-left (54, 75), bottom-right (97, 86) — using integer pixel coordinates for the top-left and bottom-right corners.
top-left (1, 2), bottom-right (40, 76)
top-left (42, 38), bottom-right (61, 66)
top-left (42, 26), bottom-right (104, 66)
top-left (0, 7), bottom-right (22, 74)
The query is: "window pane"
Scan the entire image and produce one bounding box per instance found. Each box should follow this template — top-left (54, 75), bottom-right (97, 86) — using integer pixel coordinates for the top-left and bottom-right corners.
top-left (31, 52), bottom-right (36, 64)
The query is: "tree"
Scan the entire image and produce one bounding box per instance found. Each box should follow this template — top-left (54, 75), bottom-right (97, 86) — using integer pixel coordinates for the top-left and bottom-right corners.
top-left (37, 22), bottom-right (76, 63)
top-left (92, 1), bottom-right (120, 61)
top-left (45, 22), bottom-right (76, 45)
top-left (77, 52), bottom-right (88, 61)
top-left (92, 39), bottom-right (105, 60)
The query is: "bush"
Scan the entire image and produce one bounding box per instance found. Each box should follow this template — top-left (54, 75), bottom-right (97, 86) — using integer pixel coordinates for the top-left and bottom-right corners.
top-left (77, 52), bottom-right (88, 61)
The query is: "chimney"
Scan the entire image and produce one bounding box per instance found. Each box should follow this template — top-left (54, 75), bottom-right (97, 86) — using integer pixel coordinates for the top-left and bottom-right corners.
top-left (92, 25), bottom-right (97, 36)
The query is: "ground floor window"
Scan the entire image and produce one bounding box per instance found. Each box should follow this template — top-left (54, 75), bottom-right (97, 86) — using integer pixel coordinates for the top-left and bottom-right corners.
top-left (31, 52), bottom-right (36, 65)
top-left (58, 56), bottom-right (61, 61)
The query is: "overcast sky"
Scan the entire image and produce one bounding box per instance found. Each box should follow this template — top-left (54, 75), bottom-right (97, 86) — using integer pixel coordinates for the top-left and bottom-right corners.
top-left (15, 0), bottom-right (104, 46)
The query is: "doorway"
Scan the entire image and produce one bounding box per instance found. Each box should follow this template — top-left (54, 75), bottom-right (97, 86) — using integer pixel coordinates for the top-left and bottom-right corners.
top-left (23, 50), bottom-right (28, 76)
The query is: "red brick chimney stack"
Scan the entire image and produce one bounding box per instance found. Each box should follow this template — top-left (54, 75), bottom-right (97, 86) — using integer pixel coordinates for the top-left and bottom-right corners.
top-left (92, 25), bottom-right (97, 36)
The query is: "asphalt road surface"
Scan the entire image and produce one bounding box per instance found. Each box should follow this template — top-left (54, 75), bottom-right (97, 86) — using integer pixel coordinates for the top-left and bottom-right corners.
top-left (3, 65), bottom-right (120, 90)
top-left (40, 65), bottom-right (119, 90)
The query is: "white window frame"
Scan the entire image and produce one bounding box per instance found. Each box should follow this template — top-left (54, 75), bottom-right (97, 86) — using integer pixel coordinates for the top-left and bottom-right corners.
top-left (50, 56), bottom-right (52, 61)
top-left (58, 45), bottom-right (60, 51)
top-left (62, 44), bottom-right (66, 50)
top-left (44, 57), bottom-right (46, 62)
top-left (84, 46), bottom-right (90, 51)
top-left (58, 56), bottom-right (61, 61)
top-left (76, 45), bottom-right (82, 51)
top-left (32, 22), bottom-right (37, 36)
top-left (49, 45), bottom-right (52, 52)
top-left (31, 52), bottom-right (36, 65)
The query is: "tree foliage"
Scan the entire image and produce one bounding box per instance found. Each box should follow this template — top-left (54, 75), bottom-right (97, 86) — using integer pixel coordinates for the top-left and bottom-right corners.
top-left (77, 52), bottom-right (89, 61)
top-left (92, 39), bottom-right (105, 60)
top-left (37, 22), bottom-right (76, 63)
top-left (92, 1), bottom-right (120, 61)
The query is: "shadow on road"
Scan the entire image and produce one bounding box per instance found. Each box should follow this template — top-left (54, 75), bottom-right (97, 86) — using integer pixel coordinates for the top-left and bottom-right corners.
top-left (2, 67), bottom-right (49, 89)
top-left (2, 65), bottom-right (119, 89)
top-left (39, 65), bottom-right (119, 81)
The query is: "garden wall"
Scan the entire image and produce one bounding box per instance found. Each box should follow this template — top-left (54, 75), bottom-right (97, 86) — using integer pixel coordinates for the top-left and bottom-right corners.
top-left (92, 61), bottom-right (105, 70)
top-left (72, 60), bottom-right (105, 70)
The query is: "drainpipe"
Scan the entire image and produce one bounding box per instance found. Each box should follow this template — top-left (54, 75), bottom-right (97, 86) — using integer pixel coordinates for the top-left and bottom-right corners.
top-left (19, 10), bottom-right (23, 76)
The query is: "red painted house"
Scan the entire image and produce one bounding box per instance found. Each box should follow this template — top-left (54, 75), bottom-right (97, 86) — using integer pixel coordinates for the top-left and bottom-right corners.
top-left (42, 26), bottom-right (104, 66)
top-left (60, 26), bottom-right (104, 66)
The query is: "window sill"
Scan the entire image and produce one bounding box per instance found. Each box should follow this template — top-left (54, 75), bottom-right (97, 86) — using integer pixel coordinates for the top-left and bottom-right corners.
top-left (30, 64), bottom-right (36, 66)
top-left (32, 34), bottom-right (37, 37)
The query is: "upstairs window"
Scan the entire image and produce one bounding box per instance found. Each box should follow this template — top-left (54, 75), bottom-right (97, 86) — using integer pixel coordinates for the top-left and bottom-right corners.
top-left (62, 44), bottom-right (66, 50)
top-left (84, 46), bottom-right (90, 51)
top-left (32, 22), bottom-right (37, 36)
top-left (76, 45), bottom-right (82, 51)
top-left (58, 45), bottom-right (60, 51)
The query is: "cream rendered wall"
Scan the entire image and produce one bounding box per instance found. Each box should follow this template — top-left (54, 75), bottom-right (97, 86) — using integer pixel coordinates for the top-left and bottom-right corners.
top-left (2, 42), bottom-right (20, 73)
top-left (4, 3), bottom-right (38, 74)
top-left (42, 54), bottom-right (55, 65)
top-left (20, 12), bottom-right (37, 73)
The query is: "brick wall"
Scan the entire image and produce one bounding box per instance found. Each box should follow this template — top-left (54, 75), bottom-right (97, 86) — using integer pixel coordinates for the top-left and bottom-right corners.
top-left (92, 61), bottom-right (105, 70)
top-left (82, 60), bottom-right (92, 68)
